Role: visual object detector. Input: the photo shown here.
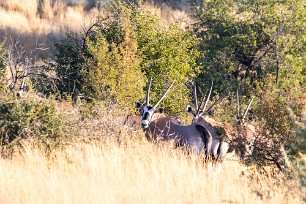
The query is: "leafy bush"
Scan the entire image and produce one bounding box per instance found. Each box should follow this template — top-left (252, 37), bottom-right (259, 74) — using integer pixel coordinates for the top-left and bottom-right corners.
top-left (192, 0), bottom-right (306, 94)
top-left (83, 7), bottom-right (146, 107)
top-left (0, 95), bottom-right (64, 150)
top-left (248, 76), bottom-right (306, 169)
top-left (54, 30), bottom-right (88, 97)
top-left (132, 8), bottom-right (199, 114)
top-left (54, 2), bottom-right (199, 113)
top-left (53, 5), bottom-right (146, 108)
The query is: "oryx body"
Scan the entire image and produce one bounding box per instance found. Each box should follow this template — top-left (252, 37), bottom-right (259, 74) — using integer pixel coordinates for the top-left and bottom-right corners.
top-left (187, 80), bottom-right (232, 162)
top-left (193, 115), bottom-right (232, 161)
top-left (234, 122), bottom-right (256, 159)
top-left (136, 77), bottom-right (212, 155)
top-left (188, 83), bottom-right (256, 161)
top-left (143, 111), bottom-right (211, 154)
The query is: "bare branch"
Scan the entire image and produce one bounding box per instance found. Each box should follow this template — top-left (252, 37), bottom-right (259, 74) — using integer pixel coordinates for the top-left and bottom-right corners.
top-left (236, 88), bottom-right (240, 119)
top-left (20, 57), bottom-right (28, 91)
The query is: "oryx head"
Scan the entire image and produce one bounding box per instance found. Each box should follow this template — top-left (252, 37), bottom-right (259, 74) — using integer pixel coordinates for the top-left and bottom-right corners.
top-left (136, 76), bottom-right (174, 129)
top-left (187, 79), bottom-right (214, 124)
top-left (235, 88), bottom-right (254, 125)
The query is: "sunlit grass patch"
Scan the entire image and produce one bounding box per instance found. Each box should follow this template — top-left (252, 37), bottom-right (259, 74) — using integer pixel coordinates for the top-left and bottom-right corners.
top-left (0, 135), bottom-right (304, 204)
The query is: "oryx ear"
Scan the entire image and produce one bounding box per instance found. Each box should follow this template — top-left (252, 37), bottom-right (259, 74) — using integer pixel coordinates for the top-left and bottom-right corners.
top-left (186, 105), bottom-right (197, 117)
top-left (186, 104), bottom-right (193, 113)
top-left (135, 102), bottom-right (143, 109)
top-left (158, 108), bottom-right (164, 113)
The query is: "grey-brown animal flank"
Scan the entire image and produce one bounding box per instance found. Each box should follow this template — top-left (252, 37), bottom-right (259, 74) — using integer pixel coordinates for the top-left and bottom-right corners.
top-left (136, 77), bottom-right (212, 155)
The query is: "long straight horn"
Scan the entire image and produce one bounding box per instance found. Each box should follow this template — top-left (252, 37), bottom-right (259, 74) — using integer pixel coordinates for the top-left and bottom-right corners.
top-left (201, 80), bottom-right (214, 114)
top-left (236, 88), bottom-right (240, 119)
top-left (153, 81), bottom-right (175, 109)
top-left (146, 76), bottom-right (153, 106)
top-left (194, 79), bottom-right (198, 111)
top-left (242, 97), bottom-right (254, 121)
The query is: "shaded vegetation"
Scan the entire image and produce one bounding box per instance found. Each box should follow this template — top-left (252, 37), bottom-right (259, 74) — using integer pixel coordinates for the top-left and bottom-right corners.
top-left (191, 0), bottom-right (306, 168)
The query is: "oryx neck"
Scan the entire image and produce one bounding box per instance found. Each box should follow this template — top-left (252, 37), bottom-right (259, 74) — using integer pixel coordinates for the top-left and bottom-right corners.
top-left (151, 112), bottom-right (166, 121)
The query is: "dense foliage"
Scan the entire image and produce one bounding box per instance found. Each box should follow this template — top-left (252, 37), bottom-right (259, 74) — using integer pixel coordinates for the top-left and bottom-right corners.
top-left (0, 1), bottom-right (305, 172)
top-left (131, 8), bottom-right (199, 112)
top-left (192, 0), bottom-right (306, 91)
top-left (54, 3), bottom-right (198, 113)
top-left (191, 0), bottom-right (306, 168)
top-left (0, 95), bottom-right (64, 150)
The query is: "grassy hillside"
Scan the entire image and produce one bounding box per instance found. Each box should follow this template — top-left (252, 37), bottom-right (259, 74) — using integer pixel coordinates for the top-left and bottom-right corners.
top-left (0, 0), bottom-right (190, 54)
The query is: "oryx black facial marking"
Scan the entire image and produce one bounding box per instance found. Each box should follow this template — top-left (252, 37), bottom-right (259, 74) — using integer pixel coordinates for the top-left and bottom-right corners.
top-left (140, 106), bottom-right (155, 129)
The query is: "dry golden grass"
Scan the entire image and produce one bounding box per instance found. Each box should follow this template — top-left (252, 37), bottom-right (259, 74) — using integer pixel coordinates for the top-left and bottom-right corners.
top-left (0, 0), bottom-right (100, 34)
top-left (0, 101), bottom-right (303, 203)
top-left (0, 99), bottom-right (304, 204)
top-left (0, 0), bottom-right (191, 35)
top-left (0, 133), bottom-right (304, 204)
top-left (0, 0), bottom-right (192, 57)
top-left (142, 3), bottom-right (192, 29)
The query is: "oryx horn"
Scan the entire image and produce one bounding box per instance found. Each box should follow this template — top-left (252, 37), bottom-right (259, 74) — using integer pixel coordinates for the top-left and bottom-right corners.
top-left (236, 88), bottom-right (240, 119)
top-left (200, 79), bottom-right (214, 116)
top-left (242, 97), bottom-right (254, 121)
top-left (194, 79), bottom-right (198, 111)
top-left (152, 81), bottom-right (175, 109)
top-left (146, 76), bottom-right (153, 106)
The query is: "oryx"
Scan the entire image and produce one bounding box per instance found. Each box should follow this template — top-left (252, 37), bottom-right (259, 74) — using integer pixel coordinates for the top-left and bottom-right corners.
top-left (233, 89), bottom-right (256, 160)
top-left (187, 81), bottom-right (256, 161)
top-left (187, 80), bottom-right (232, 162)
top-left (135, 76), bottom-right (212, 155)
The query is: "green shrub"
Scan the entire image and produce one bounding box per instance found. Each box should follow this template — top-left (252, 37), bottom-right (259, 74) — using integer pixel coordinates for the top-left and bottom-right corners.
top-left (53, 2), bottom-right (199, 113)
top-left (83, 8), bottom-right (146, 107)
top-left (54, 4), bottom-right (146, 108)
top-left (192, 0), bottom-right (306, 94)
top-left (54, 30), bottom-right (88, 96)
top-left (0, 95), bottom-right (64, 150)
top-left (132, 6), bottom-right (199, 114)
top-left (250, 76), bottom-right (306, 169)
